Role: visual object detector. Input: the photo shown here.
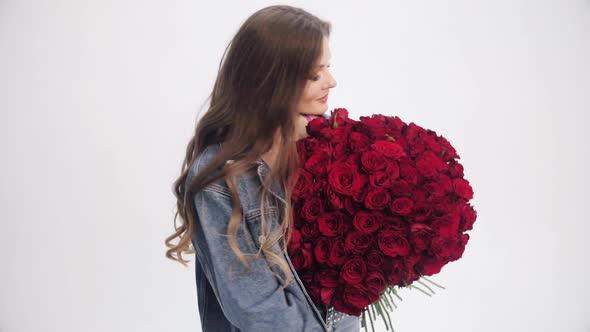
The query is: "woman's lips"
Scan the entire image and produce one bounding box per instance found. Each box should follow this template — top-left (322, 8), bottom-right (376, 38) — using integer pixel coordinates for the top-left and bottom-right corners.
top-left (318, 94), bottom-right (328, 103)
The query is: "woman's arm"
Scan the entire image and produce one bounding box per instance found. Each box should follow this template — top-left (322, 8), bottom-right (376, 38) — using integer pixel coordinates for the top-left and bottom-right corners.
top-left (191, 181), bottom-right (325, 331)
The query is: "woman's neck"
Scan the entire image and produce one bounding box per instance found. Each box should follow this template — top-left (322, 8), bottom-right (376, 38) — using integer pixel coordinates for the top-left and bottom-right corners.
top-left (260, 128), bottom-right (283, 171)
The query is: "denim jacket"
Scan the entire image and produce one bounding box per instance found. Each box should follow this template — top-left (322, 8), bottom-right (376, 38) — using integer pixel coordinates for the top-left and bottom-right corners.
top-left (186, 120), bottom-right (361, 331)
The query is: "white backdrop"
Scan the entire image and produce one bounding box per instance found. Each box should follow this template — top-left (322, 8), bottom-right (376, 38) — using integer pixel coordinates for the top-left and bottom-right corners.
top-left (1, 1), bottom-right (589, 331)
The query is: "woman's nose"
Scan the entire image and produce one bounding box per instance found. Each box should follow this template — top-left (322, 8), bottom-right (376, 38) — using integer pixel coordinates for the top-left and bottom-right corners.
top-left (326, 73), bottom-right (337, 89)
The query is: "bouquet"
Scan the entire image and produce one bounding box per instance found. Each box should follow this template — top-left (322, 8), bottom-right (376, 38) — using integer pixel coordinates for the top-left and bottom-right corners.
top-left (287, 108), bottom-right (477, 331)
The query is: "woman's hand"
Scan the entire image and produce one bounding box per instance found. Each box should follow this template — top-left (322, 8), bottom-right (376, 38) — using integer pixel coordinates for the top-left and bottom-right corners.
top-left (295, 114), bottom-right (319, 141)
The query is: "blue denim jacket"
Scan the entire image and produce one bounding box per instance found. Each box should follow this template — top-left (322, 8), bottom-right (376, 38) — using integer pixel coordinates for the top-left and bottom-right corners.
top-left (186, 117), bottom-right (361, 331)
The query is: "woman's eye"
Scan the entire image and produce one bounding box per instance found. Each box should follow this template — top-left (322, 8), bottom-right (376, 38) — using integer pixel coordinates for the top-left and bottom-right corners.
top-left (309, 66), bottom-right (330, 81)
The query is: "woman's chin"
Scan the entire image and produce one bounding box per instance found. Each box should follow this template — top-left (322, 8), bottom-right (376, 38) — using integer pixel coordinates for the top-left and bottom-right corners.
top-left (313, 103), bottom-right (329, 112)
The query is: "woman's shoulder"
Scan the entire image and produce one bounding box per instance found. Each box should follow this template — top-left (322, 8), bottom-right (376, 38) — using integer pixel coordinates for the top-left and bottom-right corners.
top-left (186, 143), bottom-right (227, 194)
top-left (187, 142), bottom-right (262, 203)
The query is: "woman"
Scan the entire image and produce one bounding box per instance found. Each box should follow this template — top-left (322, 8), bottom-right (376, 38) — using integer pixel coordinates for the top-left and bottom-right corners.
top-left (166, 5), bottom-right (360, 331)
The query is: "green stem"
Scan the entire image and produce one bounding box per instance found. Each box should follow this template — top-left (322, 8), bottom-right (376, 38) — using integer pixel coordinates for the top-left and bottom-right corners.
top-left (366, 302), bottom-right (376, 332)
top-left (415, 279), bottom-right (436, 295)
top-left (409, 284), bottom-right (433, 297)
top-left (381, 292), bottom-right (394, 311)
top-left (391, 287), bottom-right (404, 302)
top-left (379, 298), bottom-right (395, 332)
top-left (420, 276), bottom-right (446, 289)
top-left (374, 301), bottom-right (390, 331)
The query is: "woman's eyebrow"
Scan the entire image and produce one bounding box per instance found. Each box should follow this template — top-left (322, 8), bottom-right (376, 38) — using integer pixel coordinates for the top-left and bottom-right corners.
top-left (315, 58), bottom-right (332, 68)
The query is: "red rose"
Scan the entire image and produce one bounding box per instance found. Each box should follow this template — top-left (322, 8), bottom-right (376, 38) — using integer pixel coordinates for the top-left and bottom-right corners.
top-left (331, 108), bottom-right (350, 126)
top-left (438, 135), bottom-right (459, 160)
top-left (359, 115), bottom-right (388, 138)
top-left (352, 186), bottom-right (368, 203)
top-left (364, 270), bottom-right (386, 295)
top-left (430, 212), bottom-right (460, 238)
top-left (460, 203), bottom-right (477, 231)
top-left (328, 162), bottom-right (365, 196)
top-left (307, 285), bottom-right (321, 303)
top-left (411, 189), bottom-right (428, 202)
top-left (403, 252), bottom-right (422, 283)
top-left (344, 197), bottom-right (362, 216)
top-left (416, 150), bottom-right (447, 178)
top-left (382, 216), bottom-right (405, 232)
top-left (429, 237), bottom-right (450, 260)
top-left (301, 197), bottom-right (324, 221)
top-left (399, 163), bottom-right (419, 186)
top-left (385, 161), bottom-right (401, 179)
top-left (364, 188), bottom-right (391, 210)
top-left (429, 235), bottom-right (468, 262)
top-left (371, 141), bottom-right (406, 160)
top-left (424, 180), bottom-right (447, 198)
top-left (340, 257), bottom-right (367, 285)
top-left (332, 141), bottom-right (349, 160)
top-left (417, 256), bottom-right (447, 276)
top-left (328, 238), bottom-right (346, 267)
top-left (300, 271), bottom-right (313, 284)
top-left (307, 115), bottom-right (330, 134)
top-left (360, 150), bottom-right (386, 172)
top-left (453, 178), bottom-right (474, 200)
top-left (313, 237), bottom-right (332, 264)
top-left (326, 187), bottom-right (345, 210)
top-left (448, 160), bottom-right (464, 177)
top-left (316, 269), bottom-right (340, 288)
top-left (423, 132), bottom-right (441, 153)
top-left (290, 242), bottom-right (314, 271)
top-left (320, 287), bottom-right (335, 304)
top-left (369, 171), bottom-right (395, 189)
top-left (388, 115), bottom-right (406, 131)
top-left (389, 197), bottom-right (414, 215)
top-left (287, 228), bottom-right (302, 251)
top-left (300, 221), bottom-right (319, 239)
top-left (297, 138), bottom-right (330, 163)
top-left (405, 122), bottom-right (425, 141)
top-left (352, 211), bottom-right (383, 234)
top-left (438, 174), bottom-right (453, 193)
top-left (383, 257), bottom-right (406, 286)
top-left (318, 212), bottom-right (346, 237)
top-left (331, 126), bottom-right (351, 144)
top-left (377, 228), bottom-right (410, 257)
top-left (334, 285), bottom-right (379, 316)
top-left (345, 153), bottom-right (360, 167)
top-left (365, 249), bottom-right (385, 269)
top-left (455, 234), bottom-right (469, 261)
top-left (412, 202), bottom-right (433, 223)
top-left (311, 178), bottom-right (327, 195)
top-left (293, 168), bottom-right (314, 199)
top-left (390, 179), bottom-right (412, 196)
top-left (305, 152), bottom-right (331, 176)
top-left (350, 132), bottom-right (371, 152)
top-left (409, 223), bottom-right (433, 251)
top-left (344, 231), bottom-right (372, 255)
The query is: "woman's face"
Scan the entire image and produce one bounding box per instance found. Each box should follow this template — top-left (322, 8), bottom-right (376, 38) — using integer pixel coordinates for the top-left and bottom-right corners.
top-left (296, 36), bottom-right (337, 116)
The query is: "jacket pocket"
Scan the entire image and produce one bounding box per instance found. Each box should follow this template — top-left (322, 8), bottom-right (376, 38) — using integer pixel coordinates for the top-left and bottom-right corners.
top-left (243, 206), bottom-right (297, 287)
top-left (243, 206), bottom-right (281, 250)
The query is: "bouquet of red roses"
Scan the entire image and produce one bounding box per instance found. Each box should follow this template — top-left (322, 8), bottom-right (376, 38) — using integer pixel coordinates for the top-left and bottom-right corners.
top-left (288, 108), bottom-right (477, 331)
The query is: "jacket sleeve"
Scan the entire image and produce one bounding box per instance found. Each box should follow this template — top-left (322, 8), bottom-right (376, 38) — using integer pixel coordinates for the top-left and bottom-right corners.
top-left (191, 180), bottom-right (325, 332)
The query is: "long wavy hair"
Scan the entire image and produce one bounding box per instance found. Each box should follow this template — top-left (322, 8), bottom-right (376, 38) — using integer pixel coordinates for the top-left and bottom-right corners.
top-left (165, 5), bottom-right (331, 288)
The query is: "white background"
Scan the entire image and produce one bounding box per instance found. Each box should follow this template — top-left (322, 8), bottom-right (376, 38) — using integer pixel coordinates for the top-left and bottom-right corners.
top-left (1, 1), bottom-right (589, 331)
